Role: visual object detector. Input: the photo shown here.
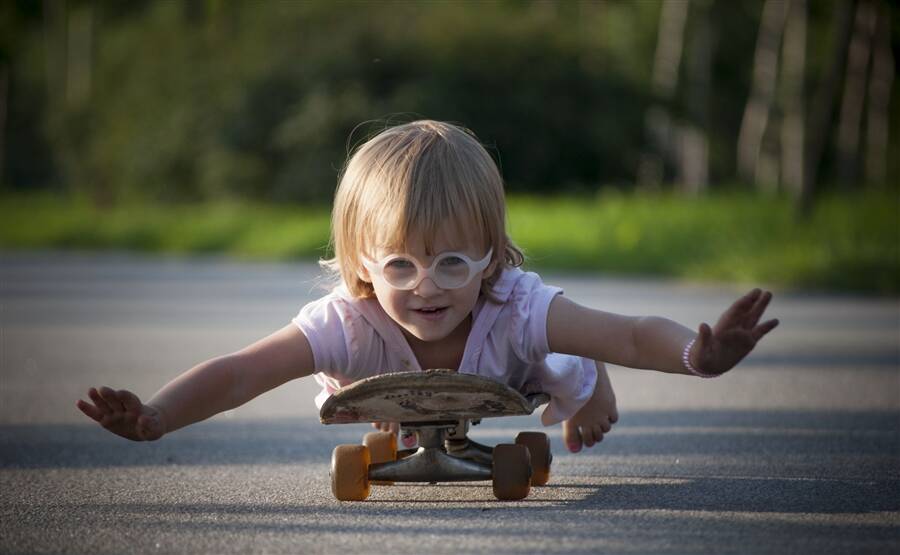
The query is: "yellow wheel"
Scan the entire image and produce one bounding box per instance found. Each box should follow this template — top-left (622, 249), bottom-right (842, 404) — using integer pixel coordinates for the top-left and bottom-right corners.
top-left (330, 444), bottom-right (370, 501)
top-left (492, 444), bottom-right (532, 500)
top-left (516, 431), bottom-right (551, 486)
top-left (363, 431), bottom-right (397, 485)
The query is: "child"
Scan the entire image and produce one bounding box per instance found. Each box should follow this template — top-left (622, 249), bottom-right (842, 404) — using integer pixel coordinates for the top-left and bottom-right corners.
top-left (76, 120), bottom-right (778, 454)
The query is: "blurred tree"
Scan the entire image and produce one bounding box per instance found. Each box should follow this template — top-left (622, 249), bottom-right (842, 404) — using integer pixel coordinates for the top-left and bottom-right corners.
top-left (0, 0), bottom-right (894, 204)
top-left (780, 0), bottom-right (807, 199)
top-left (737, 0), bottom-right (787, 189)
top-left (638, 0), bottom-right (689, 189)
top-left (863, 1), bottom-right (893, 186)
top-left (804, 0), bottom-right (854, 212)
top-left (837, 0), bottom-right (878, 186)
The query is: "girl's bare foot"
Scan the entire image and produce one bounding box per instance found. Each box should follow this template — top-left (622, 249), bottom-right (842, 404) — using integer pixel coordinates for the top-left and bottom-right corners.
top-left (562, 362), bottom-right (618, 453)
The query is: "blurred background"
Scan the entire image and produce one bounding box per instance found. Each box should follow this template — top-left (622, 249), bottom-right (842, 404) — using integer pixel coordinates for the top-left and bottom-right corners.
top-left (0, 0), bottom-right (897, 293)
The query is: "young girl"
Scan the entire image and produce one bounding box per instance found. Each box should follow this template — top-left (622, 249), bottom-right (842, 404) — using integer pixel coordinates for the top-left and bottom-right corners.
top-left (76, 120), bottom-right (778, 454)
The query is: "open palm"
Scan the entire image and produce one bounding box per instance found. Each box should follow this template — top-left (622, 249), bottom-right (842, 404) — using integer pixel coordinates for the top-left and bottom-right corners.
top-left (693, 289), bottom-right (779, 376)
top-left (76, 387), bottom-right (166, 441)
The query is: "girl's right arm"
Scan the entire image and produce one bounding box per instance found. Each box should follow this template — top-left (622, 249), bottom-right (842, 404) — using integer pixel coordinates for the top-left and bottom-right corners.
top-left (76, 324), bottom-right (315, 441)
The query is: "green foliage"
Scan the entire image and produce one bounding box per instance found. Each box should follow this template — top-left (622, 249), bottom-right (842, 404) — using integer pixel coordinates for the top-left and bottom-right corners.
top-left (6, 1), bottom-right (764, 202)
top-left (2, 191), bottom-right (896, 295)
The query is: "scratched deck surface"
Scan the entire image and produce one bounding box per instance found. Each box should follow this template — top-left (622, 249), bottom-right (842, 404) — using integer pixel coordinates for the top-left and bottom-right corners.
top-left (319, 370), bottom-right (547, 424)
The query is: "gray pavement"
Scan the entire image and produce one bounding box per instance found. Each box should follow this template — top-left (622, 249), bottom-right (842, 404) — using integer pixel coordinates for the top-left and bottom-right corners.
top-left (1, 251), bottom-right (898, 554)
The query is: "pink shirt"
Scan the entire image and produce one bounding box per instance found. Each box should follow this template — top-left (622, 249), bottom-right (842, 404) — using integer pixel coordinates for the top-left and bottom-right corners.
top-left (292, 267), bottom-right (597, 425)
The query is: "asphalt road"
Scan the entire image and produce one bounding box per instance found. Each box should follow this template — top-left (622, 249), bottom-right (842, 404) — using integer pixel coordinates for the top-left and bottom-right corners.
top-left (1, 251), bottom-right (898, 554)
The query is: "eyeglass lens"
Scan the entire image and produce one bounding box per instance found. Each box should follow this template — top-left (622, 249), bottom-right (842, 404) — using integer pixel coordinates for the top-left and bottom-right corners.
top-left (383, 255), bottom-right (470, 289)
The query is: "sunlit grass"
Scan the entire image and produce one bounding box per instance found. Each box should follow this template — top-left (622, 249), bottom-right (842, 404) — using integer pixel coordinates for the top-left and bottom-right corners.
top-left (1, 191), bottom-right (896, 294)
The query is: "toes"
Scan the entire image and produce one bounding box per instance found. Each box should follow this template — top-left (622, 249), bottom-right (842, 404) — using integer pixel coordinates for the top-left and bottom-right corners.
top-left (582, 428), bottom-right (596, 448)
top-left (562, 419), bottom-right (583, 453)
top-left (400, 430), bottom-right (417, 448)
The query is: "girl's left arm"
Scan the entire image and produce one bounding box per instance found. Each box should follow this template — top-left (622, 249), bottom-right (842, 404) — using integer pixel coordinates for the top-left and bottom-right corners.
top-left (547, 289), bottom-right (779, 376)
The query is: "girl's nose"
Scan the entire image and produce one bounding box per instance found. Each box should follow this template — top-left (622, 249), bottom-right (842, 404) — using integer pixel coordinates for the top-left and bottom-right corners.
top-left (413, 276), bottom-right (442, 297)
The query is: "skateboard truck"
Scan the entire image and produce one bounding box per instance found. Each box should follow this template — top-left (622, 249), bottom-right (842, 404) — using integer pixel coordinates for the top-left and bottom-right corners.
top-left (323, 370), bottom-right (553, 501)
top-left (369, 420), bottom-right (493, 483)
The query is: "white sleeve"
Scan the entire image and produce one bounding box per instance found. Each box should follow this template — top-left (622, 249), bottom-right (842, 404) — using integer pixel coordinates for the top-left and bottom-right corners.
top-left (507, 271), bottom-right (563, 363)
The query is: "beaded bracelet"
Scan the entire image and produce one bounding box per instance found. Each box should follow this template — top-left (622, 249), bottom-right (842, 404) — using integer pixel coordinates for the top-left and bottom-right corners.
top-left (682, 338), bottom-right (720, 378)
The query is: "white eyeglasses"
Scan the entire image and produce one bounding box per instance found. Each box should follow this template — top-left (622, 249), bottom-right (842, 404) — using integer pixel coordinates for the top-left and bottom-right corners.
top-left (362, 249), bottom-right (493, 290)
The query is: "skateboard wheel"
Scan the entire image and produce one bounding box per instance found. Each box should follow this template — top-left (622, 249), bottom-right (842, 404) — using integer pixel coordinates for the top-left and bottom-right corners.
top-left (363, 431), bottom-right (397, 485)
top-left (516, 432), bottom-right (551, 486)
top-left (330, 444), bottom-right (370, 501)
top-left (492, 444), bottom-right (532, 500)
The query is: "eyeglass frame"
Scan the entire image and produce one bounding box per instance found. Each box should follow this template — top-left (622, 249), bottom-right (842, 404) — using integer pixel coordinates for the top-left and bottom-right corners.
top-left (361, 248), bottom-right (493, 291)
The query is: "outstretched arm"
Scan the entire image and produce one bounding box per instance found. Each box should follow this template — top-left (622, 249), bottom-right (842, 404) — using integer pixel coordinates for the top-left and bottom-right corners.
top-left (547, 289), bottom-right (778, 376)
top-left (76, 324), bottom-right (315, 440)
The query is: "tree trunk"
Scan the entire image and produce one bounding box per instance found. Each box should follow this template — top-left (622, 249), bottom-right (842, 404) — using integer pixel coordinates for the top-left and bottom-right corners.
top-left (736, 0), bottom-right (788, 187)
top-left (679, 0), bottom-right (712, 195)
top-left (802, 0), bottom-right (855, 214)
top-left (0, 63), bottom-right (7, 185)
top-left (637, 0), bottom-right (689, 188)
top-left (863, 1), bottom-right (893, 186)
top-left (780, 0), bottom-right (807, 198)
top-left (836, 0), bottom-right (877, 186)
top-left (42, 0), bottom-right (67, 113)
top-left (65, 4), bottom-right (93, 109)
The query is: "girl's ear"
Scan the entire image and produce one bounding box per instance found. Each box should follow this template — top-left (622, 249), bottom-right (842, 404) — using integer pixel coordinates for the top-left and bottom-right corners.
top-left (357, 264), bottom-right (372, 283)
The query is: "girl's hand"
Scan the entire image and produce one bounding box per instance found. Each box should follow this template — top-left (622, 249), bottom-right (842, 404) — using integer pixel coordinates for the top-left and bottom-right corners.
top-left (691, 289), bottom-right (779, 376)
top-left (76, 387), bottom-right (166, 441)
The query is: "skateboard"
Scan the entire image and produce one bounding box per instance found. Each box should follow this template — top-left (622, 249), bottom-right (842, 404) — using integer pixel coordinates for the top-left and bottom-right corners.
top-left (320, 369), bottom-right (552, 501)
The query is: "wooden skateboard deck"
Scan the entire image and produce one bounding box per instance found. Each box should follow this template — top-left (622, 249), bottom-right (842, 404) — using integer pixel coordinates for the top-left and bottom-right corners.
top-left (319, 369), bottom-right (548, 424)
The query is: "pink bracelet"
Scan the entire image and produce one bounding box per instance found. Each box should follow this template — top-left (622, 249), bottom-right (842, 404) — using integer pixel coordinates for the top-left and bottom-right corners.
top-left (682, 338), bottom-right (720, 378)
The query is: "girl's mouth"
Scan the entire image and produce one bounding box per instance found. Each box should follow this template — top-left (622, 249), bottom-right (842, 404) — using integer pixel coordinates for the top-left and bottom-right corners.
top-left (413, 306), bottom-right (448, 320)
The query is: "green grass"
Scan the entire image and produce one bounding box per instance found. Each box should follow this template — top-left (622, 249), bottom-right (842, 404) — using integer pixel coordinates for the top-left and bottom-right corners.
top-left (1, 191), bottom-right (897, 294)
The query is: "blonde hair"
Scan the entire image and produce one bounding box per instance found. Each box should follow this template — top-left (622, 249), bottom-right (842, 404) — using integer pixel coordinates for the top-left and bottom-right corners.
top-left (323, 120), bottom-right (524, 300)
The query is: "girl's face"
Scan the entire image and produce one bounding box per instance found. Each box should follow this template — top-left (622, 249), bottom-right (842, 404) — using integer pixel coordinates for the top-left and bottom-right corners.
top-left (362, 231), bottom-right (492, 345)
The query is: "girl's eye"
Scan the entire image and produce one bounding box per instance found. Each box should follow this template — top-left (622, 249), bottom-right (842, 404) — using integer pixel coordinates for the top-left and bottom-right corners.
top-left (438, 256), bottom-right (465, 267)
top-left (386, 258), bottom-right (415, 270)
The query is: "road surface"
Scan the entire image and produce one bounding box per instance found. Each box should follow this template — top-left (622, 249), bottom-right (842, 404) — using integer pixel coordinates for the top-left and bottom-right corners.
top-left (2, 251), bottom-right (898, 554)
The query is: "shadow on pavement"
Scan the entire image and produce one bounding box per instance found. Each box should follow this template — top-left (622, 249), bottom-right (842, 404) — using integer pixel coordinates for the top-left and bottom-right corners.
top-left (2, 409), bottom-right (897, 470)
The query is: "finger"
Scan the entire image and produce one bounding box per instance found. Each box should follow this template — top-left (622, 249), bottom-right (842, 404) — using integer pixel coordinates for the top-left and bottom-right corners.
top-left (562, 419), bottom-right (583, 453)
top-left (695, 323), bottom-right (713, 362)
top-left (388, 422), bottom-right (399, 435)
top-left (746, 291), bottom-right (773, 327)
top-left (118, 390), bottom-right (142, 413)
top-left (76, 399), bottom-right (103, 422)
top-left (733, 289), bottom-right (762, 314)
top-left (699, 322), bottom-right (713, 344)
top-left (99, 387), bottom-right (126, 413)
top-left (752, 318), bottom-right (780, 341)
top-left (88, 388), bottom-right (112, 413)
top-left (371, 422), bottom-right (380, 430)
top-left (719, 289), bottom-right (762, 328)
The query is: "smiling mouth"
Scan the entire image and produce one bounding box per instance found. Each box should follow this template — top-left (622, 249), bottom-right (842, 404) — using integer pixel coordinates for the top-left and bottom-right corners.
top-left (413, 306), bottom-right (448, 317)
